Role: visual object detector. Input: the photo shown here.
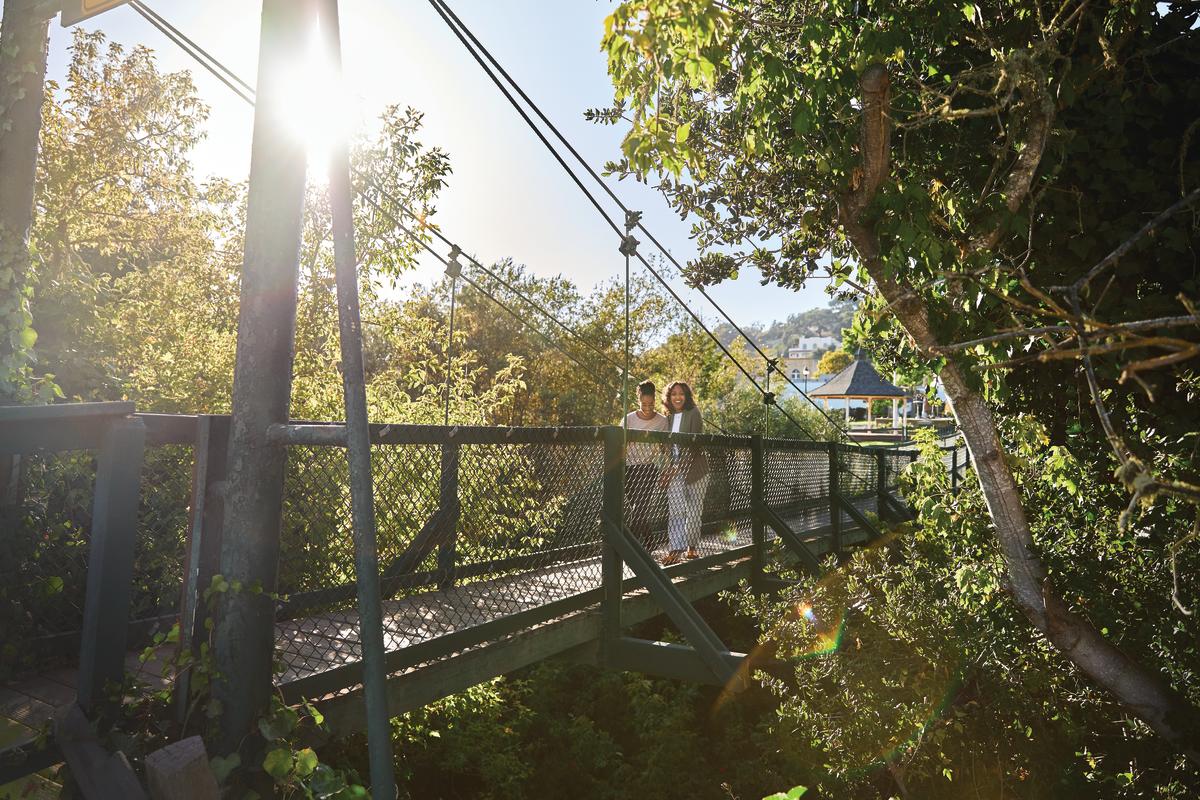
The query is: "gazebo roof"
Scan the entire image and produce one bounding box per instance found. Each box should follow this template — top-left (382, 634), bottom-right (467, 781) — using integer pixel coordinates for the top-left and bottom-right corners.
top-left (809, 356), bottom-right (906, 398)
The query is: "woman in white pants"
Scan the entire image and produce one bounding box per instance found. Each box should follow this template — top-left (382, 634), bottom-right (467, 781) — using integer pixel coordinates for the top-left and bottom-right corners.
top-left (659, 381), bottom-right (709, 565)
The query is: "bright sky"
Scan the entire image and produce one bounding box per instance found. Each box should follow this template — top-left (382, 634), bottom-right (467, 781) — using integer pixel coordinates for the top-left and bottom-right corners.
top-left (45, 0), bottom-right (835, 330)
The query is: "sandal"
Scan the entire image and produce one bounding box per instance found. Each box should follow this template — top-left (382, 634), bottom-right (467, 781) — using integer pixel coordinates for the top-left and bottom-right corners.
top-left (660, 550), bottom-right (684, 566)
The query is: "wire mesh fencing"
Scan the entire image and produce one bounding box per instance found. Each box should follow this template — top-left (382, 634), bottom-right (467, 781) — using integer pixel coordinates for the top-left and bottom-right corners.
top-left (624, 431), bottom-right (755, 562)
top-left (0, 443), bottom-right (194, 684)
top-left (763, 439), bottom-right (830, 534)
top-left (274, 427), bottom-right (607, 683)
top-left (941, 441), bottom-right (971, 493)
top-left (837, 446), bottom-right (879, 502)
top-left (262, 423), bottom-right (936, 690)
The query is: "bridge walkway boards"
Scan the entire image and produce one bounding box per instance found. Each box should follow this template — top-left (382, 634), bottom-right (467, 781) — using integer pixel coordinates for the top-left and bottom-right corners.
top-left (0, 498), bottom-right (875, 760)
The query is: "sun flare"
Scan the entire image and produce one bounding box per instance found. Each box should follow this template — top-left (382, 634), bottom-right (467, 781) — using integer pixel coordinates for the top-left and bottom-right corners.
top-left (275, 22), bottom-right (352, 185)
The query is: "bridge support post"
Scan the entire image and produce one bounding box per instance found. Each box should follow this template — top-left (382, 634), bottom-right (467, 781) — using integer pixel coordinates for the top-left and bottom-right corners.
top-left (750, 434), bottom-right (766, 589)
top-left (176, 415), bottom-right (230, 722)
top-left (828, 443), bottom-right (842, 560)
top-left (601, 426), bottom-right (625, 653)
top-left (78, 414), bottom-right (146, 712)
top-left (437, 443), bottom-right (460, 590)
top-left (213, 0), bottom-right (312, 756)
top-left (320, 1), bottom-right (396, 796)
top-left (875, 448), bottom-right (890, 521)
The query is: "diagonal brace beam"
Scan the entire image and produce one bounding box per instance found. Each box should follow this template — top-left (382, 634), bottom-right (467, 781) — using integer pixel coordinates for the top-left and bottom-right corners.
top-left (880, 490), bottom-right (915, 521)
top-left (834, 491), bottom-right (885, 543)
top-left (607, 522), bottom-right (737, 684)
top-left (381, 504), bottom-right (459, 598)
top-left (606, 637), bottom-right (748, 689)
top-left (756, 506), bottom-right (822, 577)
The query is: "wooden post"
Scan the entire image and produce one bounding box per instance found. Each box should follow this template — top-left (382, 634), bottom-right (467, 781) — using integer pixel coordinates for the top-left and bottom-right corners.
top-left (827, 442), bottom-right (841, 559)
top-left (176, 415), bottom-right (230, 722)
top-left (55, 704), bottom-right (148, 800)
top-left (437, 443), bottom-right (460, 590)
top-left (601, 426), bottom-right (625, 655)
top-left (145, 737), bottom-right (220, 800)
top-left (750, 434), bottom-right (766, 588)
top-left (213, 0), bottom-right (313, 754)
top-left (78, 415), bottom-right (146, 712)
top-left (951, 446), bottom-right (959, 495)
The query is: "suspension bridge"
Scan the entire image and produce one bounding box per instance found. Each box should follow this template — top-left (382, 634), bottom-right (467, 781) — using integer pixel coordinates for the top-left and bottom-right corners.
top-left (0, 0), bottom-right (971, 795)
top-left (1, 402), bottom-right (946, 783)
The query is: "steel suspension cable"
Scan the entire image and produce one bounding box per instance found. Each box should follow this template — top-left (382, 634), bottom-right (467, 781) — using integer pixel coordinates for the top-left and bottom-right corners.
top-left (429, 0), bottom-right (862, 443)
top-left (131, 1), bottom-right (798, 442)
top-left (443, 248), bottom-right (459, 424)
top-left (355, 190), bottom-right (620, 393)
top-left (130, 1), bottom-right (255, 105)
top-left (428, 0), bottom-right (892, 489)
top-left (133, 4), bottom-right (625, 407)
top-left (359, 174), bottom-right (627, 377)
top-left (135, 2), bottom-right (620, 383)
top-left (427, 0), bottom-right (827, 443)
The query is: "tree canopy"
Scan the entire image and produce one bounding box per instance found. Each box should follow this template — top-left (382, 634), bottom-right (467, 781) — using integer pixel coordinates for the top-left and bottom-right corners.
top-left (601, 0), bottom-right (1200, 787)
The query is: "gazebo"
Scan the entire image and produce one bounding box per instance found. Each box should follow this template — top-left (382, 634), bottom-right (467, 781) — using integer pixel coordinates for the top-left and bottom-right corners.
top-left (808, 353), bottom-right (908, 431)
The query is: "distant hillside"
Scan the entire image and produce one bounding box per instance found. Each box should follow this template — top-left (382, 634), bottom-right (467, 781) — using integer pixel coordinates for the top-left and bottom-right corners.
top-left (716, 300), bottom-right (856, 355)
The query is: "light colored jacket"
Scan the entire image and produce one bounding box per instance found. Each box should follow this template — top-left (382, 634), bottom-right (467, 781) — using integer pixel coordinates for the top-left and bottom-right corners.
top-left (667, 407), bottom-right (708, 483)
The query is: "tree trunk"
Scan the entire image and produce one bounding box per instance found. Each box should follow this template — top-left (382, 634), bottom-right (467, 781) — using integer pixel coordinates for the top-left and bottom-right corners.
top-left (0, 0), bottom-right (50, 504)
top-left (0, 0), bottom-right (50, 402)
top-left (841, 64), bottom-right (1200, 761)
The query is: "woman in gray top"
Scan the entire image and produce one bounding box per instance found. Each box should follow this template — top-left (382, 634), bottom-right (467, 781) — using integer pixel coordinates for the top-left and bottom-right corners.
top-left (625, 380), bottom-right (668, 547)
top-left (659, 381), bottom-right (709, 564)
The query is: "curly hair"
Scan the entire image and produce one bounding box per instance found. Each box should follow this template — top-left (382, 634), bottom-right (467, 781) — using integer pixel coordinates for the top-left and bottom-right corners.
top-left (662, 380), bottom-right (696, 413)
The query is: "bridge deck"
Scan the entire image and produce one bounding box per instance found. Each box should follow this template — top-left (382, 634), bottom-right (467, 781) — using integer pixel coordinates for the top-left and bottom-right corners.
top-left (0, 500), bottom-right (870, 752)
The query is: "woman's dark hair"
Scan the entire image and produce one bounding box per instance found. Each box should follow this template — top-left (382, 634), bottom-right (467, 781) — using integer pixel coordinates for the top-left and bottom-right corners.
top-left (637, 380), bottom-right (656, 399)
top-left (662, 380), bottom-right (696, 413)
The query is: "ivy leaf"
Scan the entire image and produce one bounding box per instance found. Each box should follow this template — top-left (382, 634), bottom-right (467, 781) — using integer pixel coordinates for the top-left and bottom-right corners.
top-left (293, 748), bottom-right (319, 778)
top-left (262, 747), bottom-right (293, 780)
top-left (309, 764), bottom-right (345, 799)
top-left (210, 753), bottom-right (240, 783)
top-left (258, 705), bottom-right (299, 741)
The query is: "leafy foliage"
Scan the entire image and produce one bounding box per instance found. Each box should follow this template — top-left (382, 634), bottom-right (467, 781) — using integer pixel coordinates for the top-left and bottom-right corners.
top-left (599, 0), bottom-right (1200, 787)
top-left (814, 349), bottom-right (852, 378)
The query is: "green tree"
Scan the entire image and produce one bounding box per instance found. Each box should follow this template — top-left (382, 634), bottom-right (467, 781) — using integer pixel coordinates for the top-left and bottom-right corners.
top-left (815, 349), bottom-right (853, 377)
top-left (601, 0), bottom-right (1199, 769)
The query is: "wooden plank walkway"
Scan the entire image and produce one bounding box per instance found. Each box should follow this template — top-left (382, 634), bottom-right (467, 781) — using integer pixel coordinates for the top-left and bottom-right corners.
top-left (0, 497), bottom-right (877, 760)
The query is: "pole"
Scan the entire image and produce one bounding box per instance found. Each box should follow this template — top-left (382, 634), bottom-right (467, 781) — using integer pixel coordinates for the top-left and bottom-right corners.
top-left (601, 426), bottom-right (625, 655)
top-left (320, 2), bottom-right (396, 796)
top-left (621, 211), bottom-right (640, 423)
top-left (763, 358), bottom-right (771, 436)
top-left (828, 442), bottom-right (842, 559)
top-left (214, 0), bottom-right (312, 755)
top-left (750, 434), bottom-right (765, 588)
top-left (443, 247), bottom-right (461, 425)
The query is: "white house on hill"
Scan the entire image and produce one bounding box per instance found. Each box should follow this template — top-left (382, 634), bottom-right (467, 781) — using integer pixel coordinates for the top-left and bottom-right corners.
top-left (787, 336), bottom-right (840, 358)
